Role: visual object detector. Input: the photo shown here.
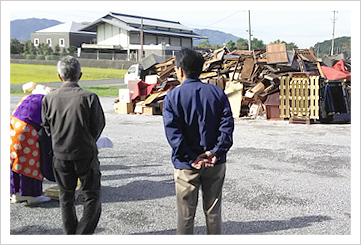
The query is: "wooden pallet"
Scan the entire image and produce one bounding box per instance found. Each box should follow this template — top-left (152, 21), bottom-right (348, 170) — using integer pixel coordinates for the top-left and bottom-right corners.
top-left (280, 75), bottom-right (319, 123)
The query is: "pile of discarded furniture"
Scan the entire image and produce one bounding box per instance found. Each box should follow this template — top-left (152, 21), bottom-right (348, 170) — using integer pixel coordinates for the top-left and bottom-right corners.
top-left (114, 43), bottom-right (351, 124)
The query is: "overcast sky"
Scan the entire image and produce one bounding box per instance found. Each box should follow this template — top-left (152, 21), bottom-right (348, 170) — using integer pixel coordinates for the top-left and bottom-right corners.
top-left (3, 1), bottom-right (359, 49)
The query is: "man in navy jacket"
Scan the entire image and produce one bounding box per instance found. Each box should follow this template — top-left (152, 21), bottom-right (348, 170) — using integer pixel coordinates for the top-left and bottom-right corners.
top-left (163, 48), bottom-right (234, 234)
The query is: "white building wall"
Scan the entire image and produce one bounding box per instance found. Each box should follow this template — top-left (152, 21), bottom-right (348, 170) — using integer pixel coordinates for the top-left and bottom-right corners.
top-left (95, 22), bottom-right (194, 51)
top-left (120, 29), bottom-right (128, 47)
top-left (97, 23), bottom-right (128, 47)
top-left (97, 25), bottom-right (105, 43)
top-left (105, 23), bottom-right (112, 42)
top-left (111, 25), bottom-right (120, 44)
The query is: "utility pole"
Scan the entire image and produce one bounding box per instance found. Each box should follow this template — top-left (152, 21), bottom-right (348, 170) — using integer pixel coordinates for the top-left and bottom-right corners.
top-left (331, 10), bottom-right (337, 56)
top-left (248, 10), bottom-right (252, 51)
top-left (140, 17), bottom-right (144, 60)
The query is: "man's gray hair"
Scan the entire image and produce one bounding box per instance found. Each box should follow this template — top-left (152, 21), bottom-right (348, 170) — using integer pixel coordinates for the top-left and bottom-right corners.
top-left (57, 56), bottom-right (81, 82)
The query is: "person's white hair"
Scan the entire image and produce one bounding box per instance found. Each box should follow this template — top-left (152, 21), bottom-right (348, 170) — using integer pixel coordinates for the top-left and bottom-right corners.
top-left (57, 55), bottom-right (81, 82)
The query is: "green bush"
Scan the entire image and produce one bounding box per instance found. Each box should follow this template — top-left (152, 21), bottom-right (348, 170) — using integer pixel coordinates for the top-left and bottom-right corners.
top-left (45, 55), bottom-right (59, 61)
top-left (36, 55), bottom-right (45, 60)
top-left (11, 54), bottom-right (26, 59)
top-left (25, 54), bottom-right (36, 60)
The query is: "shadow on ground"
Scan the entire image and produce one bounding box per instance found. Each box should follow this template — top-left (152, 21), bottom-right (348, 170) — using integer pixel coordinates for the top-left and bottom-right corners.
top-left (133, 215), bottom-right (332, 235)
top-left (101, 179), bottom-right (175, 203)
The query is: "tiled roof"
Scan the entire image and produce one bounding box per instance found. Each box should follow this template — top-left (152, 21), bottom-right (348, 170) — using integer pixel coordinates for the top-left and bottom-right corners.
top-left (109, 12), bottom-right (192, 31)
top-left (80, 12), bottom-right (204, 39)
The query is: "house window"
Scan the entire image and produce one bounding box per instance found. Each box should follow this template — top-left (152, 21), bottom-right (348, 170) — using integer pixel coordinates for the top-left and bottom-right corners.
top-left (34, 38), bottom-right (39, 47)
top-left (46, 38), bottom-right (52, 47)
top-left (59, 38), bottom-right (65, 47)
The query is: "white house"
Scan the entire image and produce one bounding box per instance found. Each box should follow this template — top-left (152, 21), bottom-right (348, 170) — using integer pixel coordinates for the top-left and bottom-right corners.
top-left (79, 12), bottom-right (206, 61)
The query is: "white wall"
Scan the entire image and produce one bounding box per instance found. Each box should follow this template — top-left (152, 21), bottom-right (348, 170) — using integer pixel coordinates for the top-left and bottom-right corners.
top-left (96, 23), bottom-right (193, 49)
top-left (97, 23), bottom-right (128, 47)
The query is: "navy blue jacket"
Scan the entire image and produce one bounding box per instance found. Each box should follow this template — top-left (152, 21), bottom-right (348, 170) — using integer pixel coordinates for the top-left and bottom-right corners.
top-left (163, 78), bottom-right (234, 169)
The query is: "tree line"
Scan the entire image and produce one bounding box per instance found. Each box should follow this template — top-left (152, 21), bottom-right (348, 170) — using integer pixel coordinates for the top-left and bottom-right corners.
top-left (196, 37), bottom-right (298, 52)
top-left (312, 36), bottom-right (351, 58)
top-left (196, 36), bottom-right (351, 58)
top-left (11, 35), bottom-right (351, 60)
top-left (10, 39), bottom-right (77, 60)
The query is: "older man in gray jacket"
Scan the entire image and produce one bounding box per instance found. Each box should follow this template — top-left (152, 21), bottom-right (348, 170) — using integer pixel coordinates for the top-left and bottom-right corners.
top-left (42, 56), bottom-right (105, 235)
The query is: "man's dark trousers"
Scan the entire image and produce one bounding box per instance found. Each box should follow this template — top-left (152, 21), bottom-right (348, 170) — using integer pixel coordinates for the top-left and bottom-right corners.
top-left (53, 156), bottom-right (102, 235)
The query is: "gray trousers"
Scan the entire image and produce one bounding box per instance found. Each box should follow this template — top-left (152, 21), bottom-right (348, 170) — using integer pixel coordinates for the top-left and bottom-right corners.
top-left (174, 163), bottom-right (226, 235)
top-left (53, 156), bottom-right (102, 235)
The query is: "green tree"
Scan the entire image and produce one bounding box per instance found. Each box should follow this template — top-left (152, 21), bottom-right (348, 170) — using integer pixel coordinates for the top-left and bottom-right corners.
top-left (54, 44), bottom-right (61, 55)
top-left (313, 36), bottom-right (350, 57)
top-left (236, 38), bottom-right (248, 50)
top-left (270, 39), bottom-right (298, 50)
top-left (197, 40), bottom-right (212, 48)
top-left (67, 45), bottom-right (77, 55)
top-left (37, 43), bottom-right (53, 55)
top-left (10, 39), bottom-right (23, 54)
top-left (61, 47), bottom-right (68, 55)
top-left (286, 42), bottom-right (298, 50)
top-left (251, 38), bottom-right (265, 49)
top-left (226, 40), bottom-right (236, 51)
top-left (271, 39), bottom-right (283, 44)
top-left (213, 44), bottom-right (222, 49)
top-left (23, 40), bottom-right (36, 55)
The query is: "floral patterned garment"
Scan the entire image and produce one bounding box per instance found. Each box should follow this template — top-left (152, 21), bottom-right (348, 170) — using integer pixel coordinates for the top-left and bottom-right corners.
top-left (10, 94), bottom-right (44, 181)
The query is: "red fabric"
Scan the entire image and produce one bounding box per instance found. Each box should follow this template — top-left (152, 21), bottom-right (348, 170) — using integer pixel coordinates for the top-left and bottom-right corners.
top-left (131, 80), bottom-right (157, 101)
top-left (321, 59), bottom-right (351, 81)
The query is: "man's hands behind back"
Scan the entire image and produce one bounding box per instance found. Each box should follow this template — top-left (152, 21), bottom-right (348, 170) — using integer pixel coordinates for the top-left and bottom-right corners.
top-left (191, 151), bottom-right (217, 169)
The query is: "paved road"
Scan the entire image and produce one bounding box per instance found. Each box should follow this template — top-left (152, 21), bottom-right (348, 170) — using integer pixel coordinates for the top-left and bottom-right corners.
top-left (10, 78), bottom-right (126, 90)
top-left (7, 96), bottom-right (355, 244)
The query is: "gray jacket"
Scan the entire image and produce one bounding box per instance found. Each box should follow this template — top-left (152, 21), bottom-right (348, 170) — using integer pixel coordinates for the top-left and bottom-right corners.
top-left (42, 82), bottom-right (105, 161)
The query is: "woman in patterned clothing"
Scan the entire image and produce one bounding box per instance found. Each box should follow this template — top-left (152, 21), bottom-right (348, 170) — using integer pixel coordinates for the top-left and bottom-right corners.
top-left (10, 84), bottom-right (54, 205)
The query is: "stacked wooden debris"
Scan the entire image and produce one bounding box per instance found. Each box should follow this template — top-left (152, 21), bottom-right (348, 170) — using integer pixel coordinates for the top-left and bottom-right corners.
top-left (114, 43), bottom-right (351, 122)
top-left (114, 56), bottom-right (179, 115)
top-left (198, 44), bottom-right (325, 120)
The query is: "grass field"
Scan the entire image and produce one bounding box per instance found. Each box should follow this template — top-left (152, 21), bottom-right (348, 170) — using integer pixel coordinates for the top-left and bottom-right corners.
top-left (10, 86), bottom-right (123, 97)
top-left (10, 63), bottom-right (127, 84)
top-left (10, 63), bottom-right (127, 97)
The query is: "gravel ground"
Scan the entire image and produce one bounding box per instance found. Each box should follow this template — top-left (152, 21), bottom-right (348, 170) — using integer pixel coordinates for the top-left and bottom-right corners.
top-left (7, 96), bottom-right (355, 244)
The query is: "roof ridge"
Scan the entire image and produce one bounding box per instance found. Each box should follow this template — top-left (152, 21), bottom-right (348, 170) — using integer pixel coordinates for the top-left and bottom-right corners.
top-left (109, 11), bottom-right (181, 25)
top-left (36, 21), bottom-right (92, 33)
